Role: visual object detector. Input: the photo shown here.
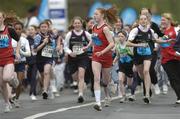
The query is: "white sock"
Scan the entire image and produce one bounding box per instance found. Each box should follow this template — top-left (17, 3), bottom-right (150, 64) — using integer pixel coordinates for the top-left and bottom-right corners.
top-left (79, 92), bottom-right (83, 97)
top-left (94, 90), bottom-right (101, 105)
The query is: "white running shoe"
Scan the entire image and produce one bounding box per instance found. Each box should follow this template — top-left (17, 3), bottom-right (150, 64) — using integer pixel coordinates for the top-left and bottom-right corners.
top-left (51, 85), bottom-right (58, 93)
top-left (4, 103), bottom-right (11, 113)
top-left (9, 103), bottom-right (12, 109)
top-left (162, 84), bottom-right (168, 95)
top-left (154, 84), bottom-right (161, 95)
top-left (128, 95), bottom-right (136, 101)
top-left (48, 90), bottom-right (55, 99)
top-left (176, 100), bottom-right (180, 104)
top-left (30, 95), bottom-right (37, 101)
top-left (120, 96), bottom-right (126, 103)
top-left (54, 92), bottom-right (60, 97)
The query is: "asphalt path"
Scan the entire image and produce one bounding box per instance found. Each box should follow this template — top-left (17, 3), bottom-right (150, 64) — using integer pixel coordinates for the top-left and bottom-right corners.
top-left (0, 88), bottom-right (180, 119)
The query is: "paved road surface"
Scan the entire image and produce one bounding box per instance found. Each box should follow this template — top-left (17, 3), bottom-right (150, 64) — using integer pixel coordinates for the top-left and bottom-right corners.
top-left (0, 88), bottom-right (180, 119)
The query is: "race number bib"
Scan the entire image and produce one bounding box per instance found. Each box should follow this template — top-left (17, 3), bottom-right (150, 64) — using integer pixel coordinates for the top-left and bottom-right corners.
top-left (0, 35), bottom-right (9, 48)
top-left (72, 45), bottom-right (84, 55)
top-left (92, 33), bottom-right (102, 46)
top-left (41, 45), bottom-right (53, 58)
top-left (137, 43), bottom-right (151, 55)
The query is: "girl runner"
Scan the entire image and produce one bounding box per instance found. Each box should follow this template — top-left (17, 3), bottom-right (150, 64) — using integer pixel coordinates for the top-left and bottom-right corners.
top-left (64, 16), bottom-right (92, 103)
top-left (26, 25), bottom-right (38, 100)
top-left (160, 13), bottom-right (180, 104)
top-left (0, 11), bottom-right (20, 112)
top-left (92, 6), bottom-right (117, 111)
top-left (127, 14), bottom-right (172, 104)
top-left (113, 31), bottom-right (135, 103)
top-left (34, 21), bottom-right (60, 99)
top-left (13, 21), bottom-right (31, 106)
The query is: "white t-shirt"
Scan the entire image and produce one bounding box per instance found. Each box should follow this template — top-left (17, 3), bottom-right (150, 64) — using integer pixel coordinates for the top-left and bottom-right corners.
top-left (19, 36), bottom-right (31, 61)
top-left (12, 38), bottom-right (17, 55)
top-left (12, 38), bottom-right (17, 48)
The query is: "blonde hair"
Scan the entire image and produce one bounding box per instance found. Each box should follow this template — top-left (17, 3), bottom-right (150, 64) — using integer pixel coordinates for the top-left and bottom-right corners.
top-left (68, 16), bottom-right (83, 30)
top-left (162, 13), bottom-right (178, 26)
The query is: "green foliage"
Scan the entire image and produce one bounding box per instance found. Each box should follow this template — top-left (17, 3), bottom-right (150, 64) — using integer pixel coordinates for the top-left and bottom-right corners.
top-left (0, 0), bottom-right (36, 18)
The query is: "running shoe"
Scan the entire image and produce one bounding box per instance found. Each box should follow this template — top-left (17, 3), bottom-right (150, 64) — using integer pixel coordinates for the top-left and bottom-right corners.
top-left (42, 91), bottom-right (48, 99)
top-left (162, 84), bottom-right (168, 95)
top-left (14, 99), bottom-right (20, 108)
top-left (30, 95), bottom-right (37, 101)
top-left (120, 96), bottom-right (126, 103)
top-left (93, 104), bottom-right (102, 111)
top-left (143, 97), bottom-right (151, 104)
top-left (54, 92), bottom-right (60, 97)
top-left (78, 96), bottom-right (84, 103)
top-left (175, 100), bottom-right (180, 104)
top-left (4, 103), bottom-right (11, 113)
top-left (153, 84), bottom-right (160, 95)
top-left (104, 97), bottom-right (111, 107)
top-left (10, 97), bottom-right (20, 108)
top-left (128, 95), bottom-right (136, 102)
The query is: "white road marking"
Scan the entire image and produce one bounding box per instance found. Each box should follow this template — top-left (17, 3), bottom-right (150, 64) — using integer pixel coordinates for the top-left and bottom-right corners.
top-left (24, 91), bottom-right (141, 119)
top-left (23, 96), bottom-right (121, 119)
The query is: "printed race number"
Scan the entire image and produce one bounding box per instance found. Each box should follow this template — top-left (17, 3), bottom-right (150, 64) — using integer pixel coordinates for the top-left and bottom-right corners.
top-left (72, 45), bottom-right (84, 55)
top-left (41, 45), bottom-right (53, 58)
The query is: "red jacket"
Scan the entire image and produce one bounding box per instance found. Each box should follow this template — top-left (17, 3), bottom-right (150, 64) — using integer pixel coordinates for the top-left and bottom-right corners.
top-left (161, 26), bottom-right (180, 64)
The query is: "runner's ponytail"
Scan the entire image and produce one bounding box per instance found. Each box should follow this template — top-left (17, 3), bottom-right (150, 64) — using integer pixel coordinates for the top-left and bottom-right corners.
top-left (105, 6), bottom-right (118, 25)
top-left (97, 6), bottom-right (118, 25)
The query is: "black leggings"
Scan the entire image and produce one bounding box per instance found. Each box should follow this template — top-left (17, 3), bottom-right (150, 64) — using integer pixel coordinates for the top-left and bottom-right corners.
top-left (163, 60), bottom-right (180, 100)
top-left (174, 31), bottom-right (180, 52)
top-left (27, 64), bottom-right (38, 96)
top-left (150, 52), bottom-right (158, 85)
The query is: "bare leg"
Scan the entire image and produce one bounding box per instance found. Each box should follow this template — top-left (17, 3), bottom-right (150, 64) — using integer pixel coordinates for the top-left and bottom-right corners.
top-left (92, 61), bottom-right (102, 105)
top-left (43, 64), bottom-right (52, 92)
top-left (143, 60), bottom-right (151, 97)
top-left (118, 72), bottom-right (126, 96)
top-left (78, 67), bottom-right (85, 96)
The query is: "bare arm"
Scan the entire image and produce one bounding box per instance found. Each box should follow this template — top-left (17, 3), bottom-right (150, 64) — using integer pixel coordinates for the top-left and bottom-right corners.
top-left (56, 35), bottom-right (63, 52)
top-left (113, 47), bottom-right (120, 65)
top-left (82, 31), bottom-right (93, 51)
top-left (16, 41), bottom-right (21, 60)
top-left (155, 38), bottom-right (172, 44)
top-left (101, 26), bottom-right (114, 54)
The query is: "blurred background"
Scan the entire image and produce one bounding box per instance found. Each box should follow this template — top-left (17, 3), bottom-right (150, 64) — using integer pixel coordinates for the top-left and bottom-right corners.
top-left (0, 0), bottom-right (179, 31)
